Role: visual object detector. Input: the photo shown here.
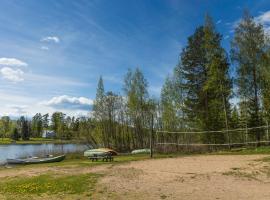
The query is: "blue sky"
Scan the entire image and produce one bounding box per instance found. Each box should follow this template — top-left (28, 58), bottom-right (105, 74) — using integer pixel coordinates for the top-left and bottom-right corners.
top-left (0, 0), bottom-right (270, 117)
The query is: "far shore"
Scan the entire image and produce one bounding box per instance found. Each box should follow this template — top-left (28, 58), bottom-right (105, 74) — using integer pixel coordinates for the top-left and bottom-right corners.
top-left (0, 138), bottom-right (86, 145)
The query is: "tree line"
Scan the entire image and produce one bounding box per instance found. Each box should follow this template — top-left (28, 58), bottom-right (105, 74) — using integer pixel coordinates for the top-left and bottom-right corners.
top-left (92, 11), bottom-right (270, 149)
top-left (1, 11), bottom-right (270, 150)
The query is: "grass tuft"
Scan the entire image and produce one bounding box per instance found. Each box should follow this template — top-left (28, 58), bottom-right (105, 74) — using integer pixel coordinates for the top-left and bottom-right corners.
top-left (0, 173), bottom-right (101, 195)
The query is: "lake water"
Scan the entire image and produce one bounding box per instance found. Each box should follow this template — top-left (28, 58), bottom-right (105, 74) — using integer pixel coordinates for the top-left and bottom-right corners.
top-left (0, 144), bottom-right (89, 164)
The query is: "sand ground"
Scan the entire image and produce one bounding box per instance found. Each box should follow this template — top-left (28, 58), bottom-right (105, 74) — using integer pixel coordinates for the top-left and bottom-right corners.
top-left (93, 155), bottom-right (270, 200)
top-left (1, 155), bottom-right (270, 200)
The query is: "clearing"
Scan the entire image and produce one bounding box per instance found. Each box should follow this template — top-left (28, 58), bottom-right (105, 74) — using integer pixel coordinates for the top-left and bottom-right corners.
top-left (1, 154), bottom-right (270, 199)
top-left (93, 154), bottom-right (270, 200)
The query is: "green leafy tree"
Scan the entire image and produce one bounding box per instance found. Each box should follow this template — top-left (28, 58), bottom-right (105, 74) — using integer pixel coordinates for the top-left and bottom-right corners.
top-left (231, 10), bottom-right (267, 144)
top-left (11, 127), bottom-right (20, 141)
top-left (123, 68), bottom-right (149, 148)
top-left (51, 112), bottom-right (66, 139)
top-left (161, 76), bottom-right (179, 131)
top-left (31, 113), bottom-right (43, 137)
top-left (0, 116), bottom-right (11, 140)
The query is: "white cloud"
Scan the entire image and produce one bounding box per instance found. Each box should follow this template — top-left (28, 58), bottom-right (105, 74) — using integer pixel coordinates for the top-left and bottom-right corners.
top-left (25, 73), bottom-right (90, 87)
top-left (255, 11), bottom-right (270, 34)
top-left (216, 20), bottom-right (222, 25)
top-left (7, 105), bottom-right (28, 116)
top-left (0, 67), bottom-right (24, 82)
top-left (149, 85), bottom-right (162, 96)
top-left (255, 11), bottom-right (270, 24)
top-left (0, 91), bottom-right (91, 118)
top-left (231, 11), bottom-right (270, 35)
top-left (41, 46), bottom-right (49, 50)
top-left (224, 35), bottom-right (230, 40)
top-left (41, 95), bottom-right (93, 110)
top-left (103, 75), bottom-right (122, 84)
top-left (0, 58), bottom-right (28, 67)
top-left (41, 36), bottom-right (60, 43)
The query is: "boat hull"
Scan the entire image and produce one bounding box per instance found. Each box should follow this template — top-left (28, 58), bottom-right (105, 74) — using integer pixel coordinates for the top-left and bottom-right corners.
top-left (7, 155), bottom-right (66, 165)
top-left (84, 148), bottom-right (118, 157)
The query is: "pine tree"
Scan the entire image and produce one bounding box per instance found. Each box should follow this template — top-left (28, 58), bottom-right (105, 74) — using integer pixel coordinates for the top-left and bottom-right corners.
top-left (11, 128), bottom-right (20, 141)
top-left (230, 106), bottom-right (242, 143)
top-left (21, 117), bottom-right (30, 140)
top-left (261, 50), bottom-right (270, 138)
top-left (178, 14), bottom-right (231, 143)
top-left (93, 76), bottom-right (106, 146)
top-left (93, 76), bottom-right (105, 121)
top-left (203, 14), bottom-right (232, 143)
top-left (180, 26), bottom-right (207, 129)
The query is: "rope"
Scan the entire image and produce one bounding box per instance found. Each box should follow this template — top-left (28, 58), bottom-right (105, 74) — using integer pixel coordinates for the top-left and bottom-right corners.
top-left (156, 125), bottom-right (270, 134)
top-left (156, 140), bottom-right (270, 146)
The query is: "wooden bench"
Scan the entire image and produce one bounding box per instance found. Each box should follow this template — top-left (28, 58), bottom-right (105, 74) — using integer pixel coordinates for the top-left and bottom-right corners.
top-left (88, 153), bottom-right (114, 162)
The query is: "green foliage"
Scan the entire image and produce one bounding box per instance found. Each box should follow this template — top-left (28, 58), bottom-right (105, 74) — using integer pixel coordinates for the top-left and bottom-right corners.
top-left (0, 173), bottom-right (100, 195)
top-left (17, 116), bottom-right (30, 141)
top-left (31, 113), bottom-right (43, 137)
top-left (169, 14), bottom-right (232, 144)
top-left (11, 127), bottom-right (20, 141)
top-left (51, 112), bottom-right (67, 139)
top-left (124, 68), bottom-right (153, 148)
top-left (231, 10), bottom-right (268, 143)
top-left (161, 75), bottom-right (182, 131)
top-left (0, 116), bottom-right (12, 139)
top-left (2, 10), bottom-right (270, 151)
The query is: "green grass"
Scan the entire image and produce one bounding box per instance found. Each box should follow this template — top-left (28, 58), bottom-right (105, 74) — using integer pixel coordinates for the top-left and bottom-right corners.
top-left (222, 170), bottom-right (259, 180)
top-left (0, 173), bottom-right (100, 195)
top-left (0, 138), bottom-right (82, 145)
top-left (215, 146), bottom-right (270, 155)
top-left (1, 148), bottom-right (270, 199)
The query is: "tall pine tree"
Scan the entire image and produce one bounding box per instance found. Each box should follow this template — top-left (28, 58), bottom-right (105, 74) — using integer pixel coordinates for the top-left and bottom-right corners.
top-left (176, 14), bottom-right (231, 143)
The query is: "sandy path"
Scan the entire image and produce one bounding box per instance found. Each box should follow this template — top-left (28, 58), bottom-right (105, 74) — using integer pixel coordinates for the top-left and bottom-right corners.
top-left (94, 155), bottom-right (270, 200)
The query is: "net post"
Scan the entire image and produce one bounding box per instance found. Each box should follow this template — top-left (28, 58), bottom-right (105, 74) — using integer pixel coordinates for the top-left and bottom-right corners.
top-left (267, 121), bottom-right (269, 146)
top-left (150, 113), bottom-right (153, 158)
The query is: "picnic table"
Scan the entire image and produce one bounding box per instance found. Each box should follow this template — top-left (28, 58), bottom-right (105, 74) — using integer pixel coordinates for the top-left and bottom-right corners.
top-left (88, 152), bottom-right (114, 162)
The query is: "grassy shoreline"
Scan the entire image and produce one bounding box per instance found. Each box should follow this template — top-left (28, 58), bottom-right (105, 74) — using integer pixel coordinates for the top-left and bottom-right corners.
top-left (0, 138), bottom-right (84, 145)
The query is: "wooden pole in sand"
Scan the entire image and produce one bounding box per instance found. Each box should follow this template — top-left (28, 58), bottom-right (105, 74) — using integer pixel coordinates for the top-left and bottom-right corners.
top-left (150, 113), bottom-right (153, 158)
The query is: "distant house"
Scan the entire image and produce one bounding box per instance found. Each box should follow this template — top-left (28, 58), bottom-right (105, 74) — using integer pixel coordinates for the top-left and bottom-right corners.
top-left (42, 130), bottom-right (56, 138)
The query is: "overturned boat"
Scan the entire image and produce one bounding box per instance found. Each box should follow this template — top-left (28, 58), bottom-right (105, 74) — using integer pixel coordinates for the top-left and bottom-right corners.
top-left (6, 155), bottom-right (66, 165)
top-left (84, 148), bottom-right (118, 157)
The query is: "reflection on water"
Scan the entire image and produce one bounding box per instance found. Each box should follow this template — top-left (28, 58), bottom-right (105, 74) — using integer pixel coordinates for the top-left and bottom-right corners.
top-left (0, 144), bottom-right (88, 164)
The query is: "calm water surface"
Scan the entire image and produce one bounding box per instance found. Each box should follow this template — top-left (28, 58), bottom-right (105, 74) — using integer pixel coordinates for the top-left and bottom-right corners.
top-left (0, 144), bottom-right (88, 164)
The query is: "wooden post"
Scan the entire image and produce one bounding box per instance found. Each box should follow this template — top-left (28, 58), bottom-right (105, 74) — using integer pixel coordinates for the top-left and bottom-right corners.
top-left (185, 131), bottom-right (188, 152)
top-left (150, 113), bottom-right (153, 158)
top-left (267, 120), bottom-right (269, 145)
top-left (245, 124), bottom-right (248, 145)
top-left (220, 80), bottom-right (230, 150)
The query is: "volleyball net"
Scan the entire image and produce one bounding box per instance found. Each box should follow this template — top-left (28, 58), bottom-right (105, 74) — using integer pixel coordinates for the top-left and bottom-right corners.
top-left (154, 125), bottom-right (270, 153)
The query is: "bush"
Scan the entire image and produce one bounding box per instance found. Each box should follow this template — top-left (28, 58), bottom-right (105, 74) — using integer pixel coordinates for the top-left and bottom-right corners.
top-left (11, 128), bottom-right (20, 141)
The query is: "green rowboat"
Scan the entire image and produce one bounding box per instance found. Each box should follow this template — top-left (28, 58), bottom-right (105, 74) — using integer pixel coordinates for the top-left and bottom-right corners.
top-left (6, 155), bottom-right (66, 165)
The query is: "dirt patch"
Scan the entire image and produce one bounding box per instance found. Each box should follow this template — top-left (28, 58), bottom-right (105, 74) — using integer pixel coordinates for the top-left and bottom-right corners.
top-left (94, 155), bottom-right (270, 200)
top-left (1, 155), bottom-right (270, 200)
